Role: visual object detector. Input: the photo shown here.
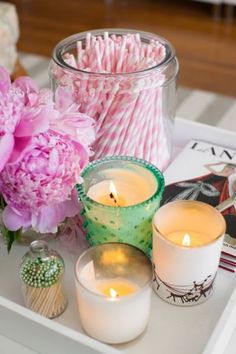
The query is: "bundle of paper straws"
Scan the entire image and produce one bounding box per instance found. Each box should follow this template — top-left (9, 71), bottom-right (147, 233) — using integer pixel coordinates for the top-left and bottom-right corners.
top-left (52, 31), bottom-right (173, 170)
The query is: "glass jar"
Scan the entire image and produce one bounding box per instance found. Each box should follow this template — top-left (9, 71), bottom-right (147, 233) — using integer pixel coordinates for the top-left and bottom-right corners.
top-left (50, 29), bottom-right (179, 171)
top-left (76, 156), bottom-right (165, 256)
top-left (20, 240), bottom-right (67, 318)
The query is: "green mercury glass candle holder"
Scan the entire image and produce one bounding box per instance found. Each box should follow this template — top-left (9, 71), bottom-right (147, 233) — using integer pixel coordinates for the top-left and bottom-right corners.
top-left (76, 156), bottom-right (165, 256)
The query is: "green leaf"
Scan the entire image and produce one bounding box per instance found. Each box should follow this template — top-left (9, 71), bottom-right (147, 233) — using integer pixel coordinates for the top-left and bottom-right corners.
top-left (7, 231), bottom-right (15, 253)
top-left (0, 224), bottom-right (22, 253)
top-left (0, 194), bottom-right (6, 210)
top-left (0, 194), bottom-right (22, 252)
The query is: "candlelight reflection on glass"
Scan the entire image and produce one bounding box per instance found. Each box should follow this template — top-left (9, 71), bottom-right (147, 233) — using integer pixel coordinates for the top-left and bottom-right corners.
top-left (152, 200), bottom-right (226, 306)
top-left (74, 243), bottom-right (153, 344)
top-left (76, 156), bottom-right (164, 255)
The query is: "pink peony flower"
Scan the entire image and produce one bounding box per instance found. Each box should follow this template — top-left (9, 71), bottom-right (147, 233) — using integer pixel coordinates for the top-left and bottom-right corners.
top-left (0, 67), bottom-right (95, 249)
top-left (0, 130), bottom-right (89, 233)
top-left (0, 67), bottom-right (56, 172)
top-left (50, 86), bottom-right (95, 153)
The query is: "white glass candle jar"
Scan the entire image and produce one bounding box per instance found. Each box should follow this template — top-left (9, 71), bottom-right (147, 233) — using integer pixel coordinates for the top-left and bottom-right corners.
top-left (74, 243), bottom-right (152, 343)
top-left (152, 200), bottom-right (226, 306)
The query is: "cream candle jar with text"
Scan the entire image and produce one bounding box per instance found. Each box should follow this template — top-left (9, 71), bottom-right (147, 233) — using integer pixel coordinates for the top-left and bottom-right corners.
top-left (152, 200), bottom-right (226, 306)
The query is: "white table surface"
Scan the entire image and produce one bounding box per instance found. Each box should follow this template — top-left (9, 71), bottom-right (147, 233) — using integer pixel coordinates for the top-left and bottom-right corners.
top-left (0, 334), bottom-right (38, 354)
top-left (1, 118), bottom-right (236, 354)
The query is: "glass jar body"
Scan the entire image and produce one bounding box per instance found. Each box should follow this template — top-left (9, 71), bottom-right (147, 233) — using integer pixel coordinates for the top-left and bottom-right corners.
top-left (76, 156), bottom-right (165, 256)
top-left (20, 241), bottom-right (67, 318)
top-left (50, 29), bottom-right (179, 171)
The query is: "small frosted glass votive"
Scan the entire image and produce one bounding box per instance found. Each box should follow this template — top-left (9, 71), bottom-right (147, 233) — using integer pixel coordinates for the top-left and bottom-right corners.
top-left (76, 156), bottom-right (164, 256)
top-left (152, 200), bottom-right (226, 306)
top-left (74, 243), bottom-right (153, 344)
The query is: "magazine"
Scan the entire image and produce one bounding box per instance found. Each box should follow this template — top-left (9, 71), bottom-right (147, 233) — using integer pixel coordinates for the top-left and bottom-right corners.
top-left (162, 140), bottom-right (236, 271)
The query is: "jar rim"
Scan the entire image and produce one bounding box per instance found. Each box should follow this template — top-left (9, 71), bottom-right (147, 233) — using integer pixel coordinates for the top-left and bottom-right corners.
top-left (74, 242), bottom-right (153, 299)
top-left (29, 240), bottom-right (49, 253)
top-left (52, 28), bottom-right (176, 76)
top-left (152, 200), bottom-right (226, 248)
top-left (76, 155), bottom-right (165, 210)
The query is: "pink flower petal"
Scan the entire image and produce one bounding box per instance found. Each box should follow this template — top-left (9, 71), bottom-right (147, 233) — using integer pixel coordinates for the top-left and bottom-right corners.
top-left (73, 140), bottom-right (89, 169)
top-left (0, 66), bottom-right (11, 94)
top-left (51, 86), bottom-right (95, 152)
top-left (57, 188), bottom-right (80, 218)
top-left (2, 206), bottom-right (31, 231)
top-left (50, 110), bottom-right (95, 148)
top-left (31, 189), bottom-right (80, 234)
top-left (31, 207), bottom-right (59, 234)
top-left (54, 86), bottom-right (74, 111)
top-left (14, 76), bottom-right (39, 95)
top-left (7, 136), bottom-right (33, 164)
top-left (14, 106), bottom-right (50, 137)
top-left (0, 133), bottom-right (14, 172)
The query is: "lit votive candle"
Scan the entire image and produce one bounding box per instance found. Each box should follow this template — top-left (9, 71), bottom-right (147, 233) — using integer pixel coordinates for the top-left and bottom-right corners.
top-left (76, 156), bottom-right (164, 255)
top-left (74, 243), bottom-right (153, 344)
top-left (152, 200), bottom-right (226, 306)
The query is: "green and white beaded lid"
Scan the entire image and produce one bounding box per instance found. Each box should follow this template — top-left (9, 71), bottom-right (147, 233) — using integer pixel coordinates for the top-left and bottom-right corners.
top-left (20, 240), bottom-right (65, 288)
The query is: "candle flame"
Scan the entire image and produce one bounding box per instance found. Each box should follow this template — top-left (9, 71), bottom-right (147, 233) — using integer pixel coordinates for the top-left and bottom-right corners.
top-left (109, 181), bottom-right (118, 202)
top-left (182, 233), bottom-right (191, 246)
top-left (109, 288), bottom-right (118, 298)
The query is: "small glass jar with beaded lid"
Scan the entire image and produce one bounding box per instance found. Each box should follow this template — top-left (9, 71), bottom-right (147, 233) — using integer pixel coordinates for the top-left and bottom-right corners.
top-left (20, 240), bottom-right (67, 318)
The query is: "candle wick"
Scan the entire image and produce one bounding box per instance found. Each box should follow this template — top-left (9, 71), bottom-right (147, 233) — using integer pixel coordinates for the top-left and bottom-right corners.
top-left (109, 192), bottom-right (119, 205)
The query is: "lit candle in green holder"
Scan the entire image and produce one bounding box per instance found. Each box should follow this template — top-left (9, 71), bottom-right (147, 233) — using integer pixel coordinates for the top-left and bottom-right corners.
top-left (76, 156), bottom-right (165, 255)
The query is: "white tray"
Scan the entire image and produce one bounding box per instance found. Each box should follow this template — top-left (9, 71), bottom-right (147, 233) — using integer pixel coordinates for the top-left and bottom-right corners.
top-left (0, 118), bottom-right (236, 354)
